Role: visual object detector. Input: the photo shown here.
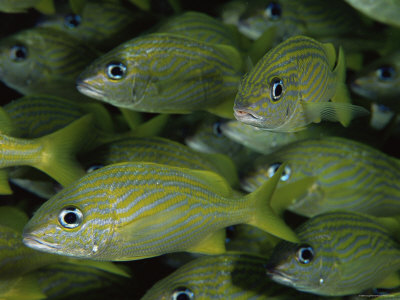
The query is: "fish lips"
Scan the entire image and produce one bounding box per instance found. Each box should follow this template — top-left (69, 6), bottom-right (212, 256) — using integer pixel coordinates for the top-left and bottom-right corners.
top-left (76, 76), bottom-right (105, 101)
top-left (265, 264), bottom-right (297, 287)
top-left (233, 107), bottom-right (266, 128)
top-left (22, 234), bottom-right (61, 252)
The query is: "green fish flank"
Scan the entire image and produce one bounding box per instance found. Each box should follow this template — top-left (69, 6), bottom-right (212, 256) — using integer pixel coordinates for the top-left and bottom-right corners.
top-left (22, 162), bottom-right (298, 261)
top-left (38, 0), bottom-right (158, 51)
top-left (351, 51), bottom-right (400, 110)
top-left (141, 252), bottom-right (325, 300)
top-left (241, 136), bottom-right (400, 217)
top-left (0, 27), bottom-right (99, 99)
top-left (76, 33), bottom-right (242, 118)
top-left (222, 0), bottom-right (367, 41)
top-left (0, 115), bottom-right (92, 187)
top-left (234, 35), bottom-right (369, 131)
top-left (157, 11), bottom-right (240, 47)
top-left (81, 136), bottom-right (239, 187)
top-left (266, 211), bottom-right (400, 296)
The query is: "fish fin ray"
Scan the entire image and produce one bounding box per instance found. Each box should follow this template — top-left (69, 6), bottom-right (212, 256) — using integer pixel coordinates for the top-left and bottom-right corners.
top-left (64, 260), bottom-right (131, 277)
top-left (187, 229), bottom-right (226, 255)
top-left (35, 115), bottom-right (93, 187)
top-left (245, 162), bottom-right (299, 243)
top-left (321, 42), bottom-right (337, 70)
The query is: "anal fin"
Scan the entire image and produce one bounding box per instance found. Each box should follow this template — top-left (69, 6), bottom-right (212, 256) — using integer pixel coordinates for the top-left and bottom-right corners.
top-left (187, 229), bottom-right (226, 255)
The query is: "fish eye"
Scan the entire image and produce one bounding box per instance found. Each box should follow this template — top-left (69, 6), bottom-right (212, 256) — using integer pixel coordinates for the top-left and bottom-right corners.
top-left (58, 206), bottom-right (83, 229)
top-left (212, 121), bottom-right (223, 137)
top-left (106, 62), bottom-right (127, 80)
top-left (376, 66), bottom-right (395, 81)
top-left (64, 13), bottom-right (82, 28)
top-left (267, 162), bottom-right (291, 181)
top-left (86, 164), bottom-right (104, 173)
top-left (270, 78), bottom-right (284, 101)
top-left (171, 286), bottom-right (194, 300)
top-left (265, 2), bottom-right (282, 20)
top-left (296, 244), bottom-right (314, 264)
top-left (10, 45), bottom-right (28, 62)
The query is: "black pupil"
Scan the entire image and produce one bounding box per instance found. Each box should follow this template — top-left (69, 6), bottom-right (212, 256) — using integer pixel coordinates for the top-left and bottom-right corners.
top-left (380, 67), bottom-right (393, 79)
top-left (300, 248), bottom-right (313, 261)
top-left (274, 84), bottom-right (282, 96)
top-left (64, 212), bottom-right (77, 224)
top-left (12, 46), bottom-right (26, 60)
top-left (176, 293), bottom-right (190, 300)
top-left (213, 122), bottom-right (222, 136)
top-left (111, 66), bottom-right (123, 77)
top-left (65, 14), bottom-right (81, 27)
top-left (269, 3), bottom-right (281, 16)
top-left (15, 48), bottom-right (25, 58)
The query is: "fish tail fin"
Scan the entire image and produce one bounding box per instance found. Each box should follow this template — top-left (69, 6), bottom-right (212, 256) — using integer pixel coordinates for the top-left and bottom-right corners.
top-left (34, 0), bottom-right (55, 14)
top-left (245, 163), bottom-right (299, 243)
top-left (35, 115), bottom-right (93, 187)
top-left (0, 170), bottom-right (12, 195)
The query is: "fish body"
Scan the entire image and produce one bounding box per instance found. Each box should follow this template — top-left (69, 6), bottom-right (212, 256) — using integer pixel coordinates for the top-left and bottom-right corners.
top-left (38, 0), bottom-right (157, 51)
top-left (241, 136), bottom-right (400, 217)
top-left (22, 162), bottom-right (298, 261)
top-left (157, 11), bottom-right (239, 47)
top-left (0, 27), bottom-right (99, 99)
top-left (351, 51), bottom-right (400, 110)
top-left (234, 35), bottom-right (366, 132)
top-left (267, 211), bottom-right (400, 296)
top-left (76, 33), bottom-right (242, 118)
top-left (81, 136), bottom-right (239, 187)
top-left (0, 115), bottom-right (92, 187)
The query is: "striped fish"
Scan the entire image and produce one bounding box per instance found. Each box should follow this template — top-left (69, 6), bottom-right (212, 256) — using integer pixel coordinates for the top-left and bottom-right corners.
top-left (225, 0), bottom-right (367, 41)
top-left (221, 120), bottom-right (342, 154)
top-left (241, 136), bottom-right (400, 217)
top-left (38, 0), bottom-right (157, 51)
top-left (141, 253), bottom-right (322, 300)
top-left (234, 35), bottom-right (368, 132)
top-left (0, 115), bottom-right (92, 187)
top-left (81, 136), bottom-right (239, 187)
top-left (266, 211), bottom-right (400, 296)
top-left (76, 33), bottom-right (242, 118)
top-left (157, 11), bottom-right (240, 47)
top-left (351, 51), bottom-right (400, 110)
top-left (0, 27), bottom-right (99, 99)
top-left (22, 162), bottom-right (298, 261)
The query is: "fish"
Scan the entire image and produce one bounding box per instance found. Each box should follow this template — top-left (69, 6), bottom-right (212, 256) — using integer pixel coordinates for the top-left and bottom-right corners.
top-left (0, 27), bottom-right (99, 99)
top-left (0, 274), bottom-right (45, 300)
top-left (234, 35), bottom-right (369, 132)
top-left (80, 136), bottom-right (239, 187)
top-left (344, 0), bottom-right (400, 28)
top-left (351, 51), bottom-right (400, 110)
top-left (0, 0), bottom-right (55, 14)
top-left (221, 0), bottom-right (367, 41)
top-left (141, 253), bottom-right (322, 300)
top-left (157, 11), bottom-right (240, 47)
top-left (0, 169), bottom-right (11, 195)
top-left (76, 33), bottom-right (242, 119)
top-left (22, 162), bottom-right (299, 261)
top-left (220, 120), bottom-right (342, 154)
top-left (241, 136), bottom-right (400, 217)
top-left (0, 114), bottom-right (93, 187)
top-left (266, 211), bottom-right (400, 296)
top-left (38, 0), bottom-right (158, 51)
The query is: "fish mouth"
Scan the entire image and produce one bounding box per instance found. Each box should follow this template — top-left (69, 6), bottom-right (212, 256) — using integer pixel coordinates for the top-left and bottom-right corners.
top-left (22, 234), bottom-right (60, 252)
top-left (76, 80), bottom-right (105, 100)
top-left (266, 265), bottom-right (296, 286)
top-left (233, 108), bottom-right (264, 126)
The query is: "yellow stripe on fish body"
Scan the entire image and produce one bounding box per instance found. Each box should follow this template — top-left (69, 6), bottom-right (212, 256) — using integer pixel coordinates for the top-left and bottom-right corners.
top-left (241, 136), bottom-right (400, 217)
top-left (82, 136), bottom-right (239, 187)
top-left (22, 162), bottom-right (298, 261)
top-left (234, 35), bottom-right (368, 132)
top-left (76, 33), bottom-right (242, 118)
top-left (0, 115), bottom-right (93, 187)
top-left (157, 11), bottom-right (240, 47)
top-left (141, 253), bottom-right (318, 300)
top-left (267, 211), bottom-right (400, 296)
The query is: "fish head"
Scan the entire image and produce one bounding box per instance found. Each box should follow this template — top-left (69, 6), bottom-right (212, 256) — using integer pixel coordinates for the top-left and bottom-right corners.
top-left (234, 65), bottom-right (299, 130)
top-left (266, 239), bottom-right (339, 295)
top-left (351, 57), bottom-right (400, 103)
top-left (22, 176), bottom-right (115, 259)
top-left (0, 30), bottom-right (43, 92)
top-left (142, 279), bottom-right (198, 300)
top-left (76, 42), bottom-right (151, 109)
